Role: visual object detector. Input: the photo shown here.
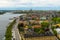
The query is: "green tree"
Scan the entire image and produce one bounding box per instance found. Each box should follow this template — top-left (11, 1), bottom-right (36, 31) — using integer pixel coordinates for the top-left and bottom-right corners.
top-left (52, 17), bottom-right (57, 23)
top-left (34, 28), bottom-right (44, 34)
top-left (57, 18), bottom-right (60, 23)
top-left (5, 19), bottom-right (16, 40)
top-left (51, 26), bottom-right (56, 30)
top-left (34, 28), bottom-right (40, 33)
top-left (53, 30), bottom-right (57, 36)
top-left (52, 17), bottom-right (60, 23)
top-left (41, 22), bottom-right (49, 28)
top-left (38, 29), bottom-right (44, 34)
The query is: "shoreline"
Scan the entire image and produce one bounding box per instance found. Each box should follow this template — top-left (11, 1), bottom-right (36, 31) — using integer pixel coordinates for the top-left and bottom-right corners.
top-left (5, 19), bottom-right (16, 40)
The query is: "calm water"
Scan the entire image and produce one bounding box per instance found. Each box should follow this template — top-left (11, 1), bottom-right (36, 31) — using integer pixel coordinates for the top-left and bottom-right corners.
top-left (0, 12), bottom-right (23, 40)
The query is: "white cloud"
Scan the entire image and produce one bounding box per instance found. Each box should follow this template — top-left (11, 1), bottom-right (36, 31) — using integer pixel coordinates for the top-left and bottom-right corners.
top-left (32, 0), bottom-right (60, 7)
top-left (0, 0), bottom-right (32, 7)
top-left (0, 0), bottom-right (60, 7)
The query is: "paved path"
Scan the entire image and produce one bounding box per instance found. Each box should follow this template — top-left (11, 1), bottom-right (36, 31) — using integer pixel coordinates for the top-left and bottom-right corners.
top-left (12, 18), bottom-right (21, 40)
top-left (49, 15), bottom-right (58, 40)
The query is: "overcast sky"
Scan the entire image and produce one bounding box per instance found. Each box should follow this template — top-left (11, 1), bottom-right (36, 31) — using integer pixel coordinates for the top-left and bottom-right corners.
top-left (0, 0), bottom-right (60, 10)
top-left (0, 0), bottom-right (60, 7)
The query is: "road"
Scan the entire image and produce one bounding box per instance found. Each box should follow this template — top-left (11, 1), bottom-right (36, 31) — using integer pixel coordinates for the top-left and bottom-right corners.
top-left (12, 17), bottom-right (21, 40)
top-left (49, 14), bottom-right (58, 40)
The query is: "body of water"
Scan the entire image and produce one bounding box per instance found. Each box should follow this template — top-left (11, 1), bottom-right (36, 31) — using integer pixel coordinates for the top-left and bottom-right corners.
top-left (0, 12), bottom-right (23, 40)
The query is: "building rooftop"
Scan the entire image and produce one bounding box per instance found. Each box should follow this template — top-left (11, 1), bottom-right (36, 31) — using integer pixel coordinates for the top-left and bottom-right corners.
top-left (32, 25), bottom-right (41, 28)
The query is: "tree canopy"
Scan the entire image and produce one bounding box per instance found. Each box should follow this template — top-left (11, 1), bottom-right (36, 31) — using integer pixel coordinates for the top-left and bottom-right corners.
top-left (41, 22), bottom-right (49, 28)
